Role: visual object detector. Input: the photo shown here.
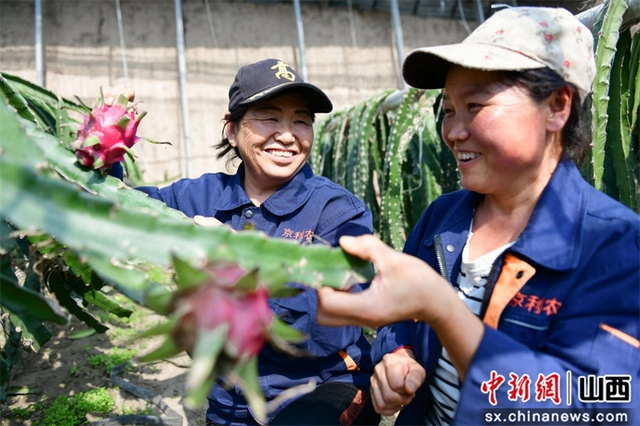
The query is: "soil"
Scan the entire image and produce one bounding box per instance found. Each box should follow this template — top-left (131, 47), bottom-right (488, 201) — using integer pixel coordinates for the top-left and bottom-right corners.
top-left (0, 305), bottom-right (398, 426)
top-left (0, 305), bottom-right (207, 426)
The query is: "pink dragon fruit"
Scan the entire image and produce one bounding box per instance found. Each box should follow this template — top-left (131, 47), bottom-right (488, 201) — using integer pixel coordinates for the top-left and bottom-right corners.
top-left (70, 93), bottom-right (146, 170)
top-left (138, 259), bottom-right (306, 420)
top-left (174, 275), bottom-right (273, 359)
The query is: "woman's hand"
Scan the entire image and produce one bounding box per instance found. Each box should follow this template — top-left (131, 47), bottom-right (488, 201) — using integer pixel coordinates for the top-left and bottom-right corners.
top-left (370, 350), bottom-right (426, 415)
top-left (317, 234), bottom-right (485, 381)
top-left (317, 234), bottom-right (452, 328)
top-left (103, 85), bottom-right (135, 106)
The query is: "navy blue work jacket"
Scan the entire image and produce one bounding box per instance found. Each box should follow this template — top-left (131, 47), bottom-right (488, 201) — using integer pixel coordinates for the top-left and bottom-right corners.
top-left (137, 163), bottom-right (375, 424)
top-left (373, 158), bottom-right (640, 425)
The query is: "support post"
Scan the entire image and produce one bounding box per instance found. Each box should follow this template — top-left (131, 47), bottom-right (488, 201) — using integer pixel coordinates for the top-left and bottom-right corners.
top-left (293, 0), bottom-right (308, 81)
top-left (175, 0), bottom-right (192, 178)
top-left (390, 0), bottom-right (407, 89)
top-left (35, 0), bottom-right (45, 87)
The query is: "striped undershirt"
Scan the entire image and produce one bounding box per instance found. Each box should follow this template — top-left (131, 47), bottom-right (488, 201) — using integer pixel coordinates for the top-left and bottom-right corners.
top-left (425, 231), bottom-right (514, 425)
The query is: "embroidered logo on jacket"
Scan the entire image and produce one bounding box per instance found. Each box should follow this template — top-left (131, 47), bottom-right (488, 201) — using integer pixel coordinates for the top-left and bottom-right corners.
top-left (509, 292), bottom-right (563, 316)
top-left (282, 228), bottom-right (314, 241)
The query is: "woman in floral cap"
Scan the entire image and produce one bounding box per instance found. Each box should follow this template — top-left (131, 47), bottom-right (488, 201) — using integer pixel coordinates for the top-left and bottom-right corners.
top-left (317, 7), bottom-right (639, 425)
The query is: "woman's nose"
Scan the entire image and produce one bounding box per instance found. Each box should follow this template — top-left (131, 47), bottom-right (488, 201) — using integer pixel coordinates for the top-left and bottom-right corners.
top-left (275, 124), bottom-right (296, 144)
top-left (445, 118), bottom-right (470, 143)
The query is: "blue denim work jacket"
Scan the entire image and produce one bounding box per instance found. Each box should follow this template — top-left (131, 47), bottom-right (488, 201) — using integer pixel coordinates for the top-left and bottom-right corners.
top-left (373, 158), bottom-right (640, 425)
top-left (137, 163), bottom-right (375, 424)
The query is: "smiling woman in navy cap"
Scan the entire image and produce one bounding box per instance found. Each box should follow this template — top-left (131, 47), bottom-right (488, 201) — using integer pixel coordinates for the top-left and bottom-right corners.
top-left (109, 59), bottom-right (379, 425)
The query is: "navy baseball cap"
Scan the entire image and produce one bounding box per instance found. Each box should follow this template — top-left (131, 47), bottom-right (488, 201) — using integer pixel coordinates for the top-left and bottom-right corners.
top-left (228, 58), bottom-right (333, 113)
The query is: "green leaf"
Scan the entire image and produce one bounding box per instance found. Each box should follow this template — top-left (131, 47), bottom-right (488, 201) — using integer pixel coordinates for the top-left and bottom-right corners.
top-left (81, 288), bottom-right (133, 318)
top-left (173, 256), bottom-right (210, 291)
top-left (6, 386), bottom-right (41, 395)
top-left (46, 267), bottom-right (108, 332)
top-left (81, 134), bottom-right (101, 148)
top-left (234, 269), bottom-right (259, 292)
top-left (185, 326), bottom-right (228, 396)
top-left (232, 357), bottom-right (267, 424)
top-left (84, 255), bottom-right (173, 313)
top-left (629, 31), bottom-right (640, 132)
top-left (268, 317), bottom-right (307, 357)
top-left (116, 93), bottom-right (130, 108)
top-left (66, 329), bottom-right (97, 339)
top-left (137, 316), bottom-right (179, 339)
top-left (0, 76), bottom-right (48, 131)
top-left (0, 359), bottom-right (8, 402)
top-left (137, 336), bottom-right (182, 363)
top-left (269, 286), bottom-right (303, 298)
top-left (0, 274), bottom-right (67, 325)
top-left (5, 310), bottom-right (52, 352)
top-left (0, 72), bottom-right (85, 113)
top-left (269, 317), bottom-right (306, 343)
top-left (115, 114), bottom-right (131, 130)
top-left (0, 72), bottom-right (86, 144)
top-left (183, 373), bottom-right (218, 410)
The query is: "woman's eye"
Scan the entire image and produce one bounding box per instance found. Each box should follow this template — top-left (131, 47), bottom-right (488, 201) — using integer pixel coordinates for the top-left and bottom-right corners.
top-left (468, 103), bottom-right (482, 112)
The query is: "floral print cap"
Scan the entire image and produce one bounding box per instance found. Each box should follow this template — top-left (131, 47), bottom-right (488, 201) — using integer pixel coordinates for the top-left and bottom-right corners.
top-left (402, 7), bottom-right (595, 101)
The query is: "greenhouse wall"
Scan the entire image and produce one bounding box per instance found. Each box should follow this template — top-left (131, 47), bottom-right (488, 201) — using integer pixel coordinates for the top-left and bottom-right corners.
top-left (0, 0), bottom-right (473, 181)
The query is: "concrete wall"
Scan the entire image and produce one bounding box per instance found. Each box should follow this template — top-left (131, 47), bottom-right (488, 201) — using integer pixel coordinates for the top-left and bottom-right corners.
top-left (0, 0), bottom-right (473, 182)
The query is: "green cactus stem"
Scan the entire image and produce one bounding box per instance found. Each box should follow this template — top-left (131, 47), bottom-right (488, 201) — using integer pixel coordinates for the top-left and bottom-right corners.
top-left (591, 0), bottom-right (630, 190)
top-left (356, 89), bottom-right (394, 205)
top-left (0, 96), bottom-right (374, 303)
top-left (381, 88), bottom-right (419, 249)
top-left (346, 102), bottom-right (367, 195)
top-left (605, 29), bottom-right (635, 209)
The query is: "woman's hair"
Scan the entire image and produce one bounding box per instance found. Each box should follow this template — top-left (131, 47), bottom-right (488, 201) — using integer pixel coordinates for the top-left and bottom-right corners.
top-left (214, 105), bottom-right (248, 165)
top-left (214, 93), bottom-right (317, 166)
top-left (499, 68), bottom-right (590, 166)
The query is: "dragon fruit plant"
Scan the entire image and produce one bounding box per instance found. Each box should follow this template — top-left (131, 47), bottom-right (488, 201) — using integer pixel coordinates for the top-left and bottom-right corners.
top-left (139, 257), bottom-right (307, 424)
top-left (69, 90), bottom-right (146, 170)
top-left (0, 74), bottom-right (374, 421)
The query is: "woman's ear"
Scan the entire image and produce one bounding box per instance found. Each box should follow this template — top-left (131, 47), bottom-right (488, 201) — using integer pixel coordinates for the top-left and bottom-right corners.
top-left (546, 86), bottom-right (572, 133)
top-left (225, 120), bottom-right (238, 147)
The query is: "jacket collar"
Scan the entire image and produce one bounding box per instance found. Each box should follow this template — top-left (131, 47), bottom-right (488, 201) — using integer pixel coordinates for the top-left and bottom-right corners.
top-left (511, 157), bottom-right (585, 271)
top-left (427, 158), bottom-right (586, 272)
top-left (425, 191), bottom-right (478, 248)
top-left (212, 163), bottom-right (315, 216)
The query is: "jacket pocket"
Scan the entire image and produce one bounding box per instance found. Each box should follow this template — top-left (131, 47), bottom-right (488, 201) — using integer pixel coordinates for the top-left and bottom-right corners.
top-left (592, 323), bottom-right (640, 374)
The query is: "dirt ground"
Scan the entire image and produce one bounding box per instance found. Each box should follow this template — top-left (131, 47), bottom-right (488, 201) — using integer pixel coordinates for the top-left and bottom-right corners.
top-left (0, 306), bottom-right (207, 426)
top-left (0, 304), bottom-right (397, 426)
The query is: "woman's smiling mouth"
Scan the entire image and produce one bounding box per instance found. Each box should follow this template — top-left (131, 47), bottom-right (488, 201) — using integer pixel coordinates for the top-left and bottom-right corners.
top-left (266, 149), bottom-right (295, 158)
top-left (458, 151), bottom-right (481, 162)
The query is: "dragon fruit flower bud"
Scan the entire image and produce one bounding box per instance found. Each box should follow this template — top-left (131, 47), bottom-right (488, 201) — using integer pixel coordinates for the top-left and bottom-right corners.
top-left (138, 260), bottom-right (307, 421)
top-left (71, 95), bottom-right (146, 170)
top-left (178, 279), bottom-right (273, 359)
